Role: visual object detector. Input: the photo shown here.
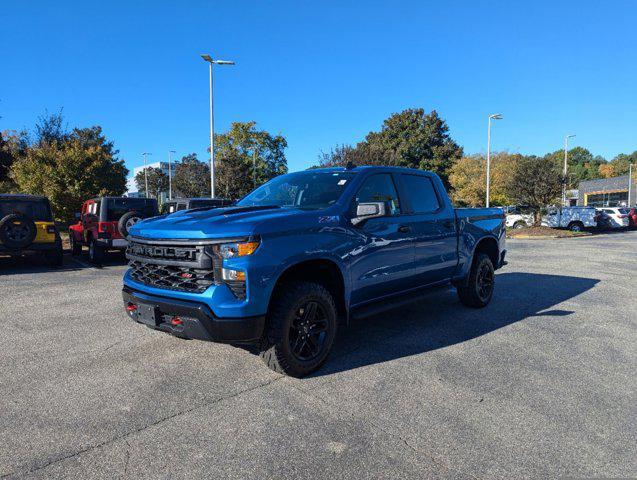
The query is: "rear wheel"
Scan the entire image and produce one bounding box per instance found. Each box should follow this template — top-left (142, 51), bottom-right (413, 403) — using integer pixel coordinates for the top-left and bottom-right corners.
top-left (457, 253), bottom-right (495, 308)
top-left (513, 221), bottom-right (526, 230)
top-left (259, 281), bottom-right (337, 377)
top-left (568, 221), bottom-right (584, 232)
top-left (69, 233), bottom-right (82, 255)
top-left (88, 238), bottom-right (104, 264)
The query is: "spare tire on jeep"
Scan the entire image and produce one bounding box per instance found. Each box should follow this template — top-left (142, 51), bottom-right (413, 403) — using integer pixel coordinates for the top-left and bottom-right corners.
top-left (0, 213), bottom-right (37, 249)
top-left (118, 211), bottom-right (146, 238)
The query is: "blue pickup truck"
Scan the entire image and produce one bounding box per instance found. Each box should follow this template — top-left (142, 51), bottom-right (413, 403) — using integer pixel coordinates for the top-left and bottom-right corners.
top-left (123, 166), bottom-right (506, 376)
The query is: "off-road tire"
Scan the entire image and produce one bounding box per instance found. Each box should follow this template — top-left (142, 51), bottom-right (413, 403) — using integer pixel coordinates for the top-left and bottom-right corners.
top-left (69, 233), bottom-right (82, 255)
top-left (0, 214), bottom-right (37, 249)
top-left (259, 281), bottom-right (337, 377)
top-left (88, 238), bottom-right (104, 264)
top-left (457, 253), bottom-right (495, 308)
top-left (118, 211), bottom-right (145, 238)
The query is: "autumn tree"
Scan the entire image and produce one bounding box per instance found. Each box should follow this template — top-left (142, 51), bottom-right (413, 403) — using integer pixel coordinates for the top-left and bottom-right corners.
top-left (317, 108), bottom-right (463, 187)
top-left (507, 155), bottom-right (563, 224)
top-left (135, 167), bottom-right (168, 199)
top-left (449, 152), bottom-right (520, 206)
top-left (172, 153), bottom-right (210, 197)
top-left (599, 152), bottom-right (636, 178)
top-left (214, 121), bottom-right (287, 199)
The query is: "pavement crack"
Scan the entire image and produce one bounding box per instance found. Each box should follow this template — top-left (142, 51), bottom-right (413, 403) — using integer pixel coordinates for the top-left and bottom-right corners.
top-left (284, 379), bottom-right (482, 480)
top-left (2, 375), bottom-right (282, 479)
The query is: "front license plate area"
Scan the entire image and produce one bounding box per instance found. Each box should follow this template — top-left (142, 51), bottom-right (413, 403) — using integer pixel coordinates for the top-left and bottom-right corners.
top-left (138, 304), bottom-right (158, 326)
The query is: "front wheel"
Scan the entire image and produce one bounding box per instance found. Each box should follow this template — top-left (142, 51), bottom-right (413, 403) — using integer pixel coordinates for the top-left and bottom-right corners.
top-left (568, 222), bottom-right (584, 232)
top-left (513, 221), bottom-right (526, 230)
top-left (259, 282), bottom-right (337, 377)
top-left (457, 253), bottom-right (495, 308)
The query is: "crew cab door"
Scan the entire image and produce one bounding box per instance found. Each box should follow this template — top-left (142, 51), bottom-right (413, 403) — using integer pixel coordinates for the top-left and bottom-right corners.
top-left (397, 173), bottom-right (458, 285)
top-left (348, 173), bottom-right (415, 306)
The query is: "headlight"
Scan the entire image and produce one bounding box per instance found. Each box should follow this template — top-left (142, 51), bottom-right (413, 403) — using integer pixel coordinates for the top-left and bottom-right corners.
top-left (219, 240), bottom-right (259, 259)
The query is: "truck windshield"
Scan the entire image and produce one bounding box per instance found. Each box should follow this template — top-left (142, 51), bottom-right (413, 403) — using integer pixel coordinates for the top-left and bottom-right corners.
top-left (237, 171), bottom-right (355, 210)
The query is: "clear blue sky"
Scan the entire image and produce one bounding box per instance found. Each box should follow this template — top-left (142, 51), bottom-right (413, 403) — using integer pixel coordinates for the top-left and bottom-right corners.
top-left (1, 1), bottom-right (635, 176)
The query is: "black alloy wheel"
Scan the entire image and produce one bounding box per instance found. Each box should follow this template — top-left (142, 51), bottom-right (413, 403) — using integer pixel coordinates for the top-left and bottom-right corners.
top-left (288, 301), bottom-right (329, 362)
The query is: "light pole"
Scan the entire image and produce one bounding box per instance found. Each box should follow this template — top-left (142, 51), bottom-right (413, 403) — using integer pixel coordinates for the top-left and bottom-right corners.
top-left (563, 134), bottom-right (576, 206)
top-left (253, 147), bottom-right (257, 188)
top-left (629, 163), bottom-right (633, 207)
top-left (486, 114), bottom-right (503, 208)
top-left (142, 152), bottom-right (152, 198)
top-left (168, 150), bottom-right (175, 200)
top-left (201, 53), bottom-right (235, 198)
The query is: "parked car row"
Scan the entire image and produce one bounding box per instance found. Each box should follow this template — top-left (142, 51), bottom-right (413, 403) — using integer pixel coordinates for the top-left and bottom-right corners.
top-left (0, 194), bottom-right (232, 265)
top-left (505, 205), bottom-right (637, 232)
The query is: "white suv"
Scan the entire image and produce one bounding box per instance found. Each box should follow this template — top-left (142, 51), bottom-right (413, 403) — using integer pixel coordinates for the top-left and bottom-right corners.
top-left (598, 207), bottom-right (630, 229)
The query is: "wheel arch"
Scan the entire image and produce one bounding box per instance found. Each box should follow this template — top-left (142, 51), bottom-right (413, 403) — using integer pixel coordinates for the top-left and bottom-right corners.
top-left (267, 257), bottom-right (349, 323)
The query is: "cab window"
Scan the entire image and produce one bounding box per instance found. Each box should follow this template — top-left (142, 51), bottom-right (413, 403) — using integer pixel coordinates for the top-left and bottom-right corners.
top-left (0, 199), bottom-right (53, 221)
top-left (355, 174), bottom-right (401, 215)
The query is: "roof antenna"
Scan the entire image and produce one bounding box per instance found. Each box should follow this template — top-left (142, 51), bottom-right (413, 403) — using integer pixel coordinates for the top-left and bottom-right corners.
top-left (345, 161), bottom-right (356, 170)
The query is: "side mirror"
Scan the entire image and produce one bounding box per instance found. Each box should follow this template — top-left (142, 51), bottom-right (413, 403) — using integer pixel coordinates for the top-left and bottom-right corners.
top-left (351, 202), bottom-right (386, 226)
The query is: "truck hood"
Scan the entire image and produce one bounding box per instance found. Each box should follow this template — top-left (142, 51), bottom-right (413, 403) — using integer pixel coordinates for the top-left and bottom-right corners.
top-left (129, 205), bottom-right (307, 240)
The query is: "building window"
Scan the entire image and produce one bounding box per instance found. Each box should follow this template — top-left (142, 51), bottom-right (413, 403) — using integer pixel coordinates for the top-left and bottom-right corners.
top-left (586, 191), bottom-right (628, 207)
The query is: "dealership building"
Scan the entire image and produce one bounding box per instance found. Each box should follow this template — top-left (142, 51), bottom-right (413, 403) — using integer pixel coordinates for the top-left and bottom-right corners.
top-left (577, 174), bottom-right (636, 207)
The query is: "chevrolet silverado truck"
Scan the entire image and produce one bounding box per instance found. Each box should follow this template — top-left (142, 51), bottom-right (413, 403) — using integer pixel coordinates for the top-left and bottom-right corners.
top-left (122, 166), bottom-right (506, 377)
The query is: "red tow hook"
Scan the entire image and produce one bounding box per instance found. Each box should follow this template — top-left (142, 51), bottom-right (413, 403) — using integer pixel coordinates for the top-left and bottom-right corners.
top-left (126, 303), bottom-right (137, 312)
top-left (171, 317), bottom-right (183, 326)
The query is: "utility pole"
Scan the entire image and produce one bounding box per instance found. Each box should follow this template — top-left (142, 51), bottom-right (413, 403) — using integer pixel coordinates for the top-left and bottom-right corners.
top-left (168, 150), bottom-right (175, 200)
top-left (486, 114), bottom-right (503, 208)
top-left (201, 54), bottom-right (235, 198)
top-left (563, 134), bottom-right (576, 206)
top-left (142, 152), bottom-right (152, 198)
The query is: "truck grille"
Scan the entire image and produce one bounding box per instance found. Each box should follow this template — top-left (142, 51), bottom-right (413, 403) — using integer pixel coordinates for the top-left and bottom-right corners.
top-left (126, 239), bottom-right (218, 293)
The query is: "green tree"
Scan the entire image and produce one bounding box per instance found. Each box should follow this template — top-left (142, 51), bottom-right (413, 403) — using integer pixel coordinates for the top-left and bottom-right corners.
top-left (507, 155), bottom-right (563, 224)
top-left (135, 167), bottom-right (168, 199)
top-left (543, 147), bottom-right (605, 187)
top-left (173, 153), bottom-right (210, 197)
top-left (11, 120), bottom-right (128, 222)
top-left (214, 121), bottom-right (288, 199)
top-left (0, 130), bottom-right (28, 193)
top-left (317, 108), bottom-right (463, 187)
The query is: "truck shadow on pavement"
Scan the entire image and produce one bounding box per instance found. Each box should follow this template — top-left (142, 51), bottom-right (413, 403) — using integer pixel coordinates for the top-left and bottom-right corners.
top-left (317, 272), bottom-right (600, 377)
top-left (0, 251), bottom-right (127, 275)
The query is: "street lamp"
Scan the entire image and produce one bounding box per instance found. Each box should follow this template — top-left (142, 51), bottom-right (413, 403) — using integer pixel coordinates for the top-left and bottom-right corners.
top-left (201, 53), bottom-right (235, 198)
top-left (629, 163), bottom-right (634, 207)
top-left (486, 114), bottom-right (503, 208)
top-left (563, 134), bottom-right (576, 206)
top-left (168, 150), bottom-right (176, 200)
top-left (142, 152), bottom-right (152, 198)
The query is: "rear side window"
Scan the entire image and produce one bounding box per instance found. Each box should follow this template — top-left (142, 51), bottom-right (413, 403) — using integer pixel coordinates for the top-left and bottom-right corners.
top-left (356, 174), bottom-right (401, 215)
top-left (400, 175), bottom-right (441, 213)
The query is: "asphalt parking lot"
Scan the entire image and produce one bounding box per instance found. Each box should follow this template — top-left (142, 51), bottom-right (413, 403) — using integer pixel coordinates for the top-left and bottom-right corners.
top-left (1, 231), bottom-right (635, 479)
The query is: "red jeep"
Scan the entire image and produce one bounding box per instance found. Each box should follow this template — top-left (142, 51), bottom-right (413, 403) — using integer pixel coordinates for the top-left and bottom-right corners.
top-left (69, 197), bottom-right (158, 263)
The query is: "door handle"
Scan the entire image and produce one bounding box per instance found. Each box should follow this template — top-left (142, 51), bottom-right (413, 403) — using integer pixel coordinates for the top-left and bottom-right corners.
top-left (398, 225), bottom-right (411, 233)
top-left (442, 220), bottom-right (455, 229)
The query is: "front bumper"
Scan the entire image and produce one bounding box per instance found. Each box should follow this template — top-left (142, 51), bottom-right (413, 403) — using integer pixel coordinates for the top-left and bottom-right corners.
top-left (122, 286), bottom-right (265, 344)
top-left (96, 238), bottom-right (128, 249)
